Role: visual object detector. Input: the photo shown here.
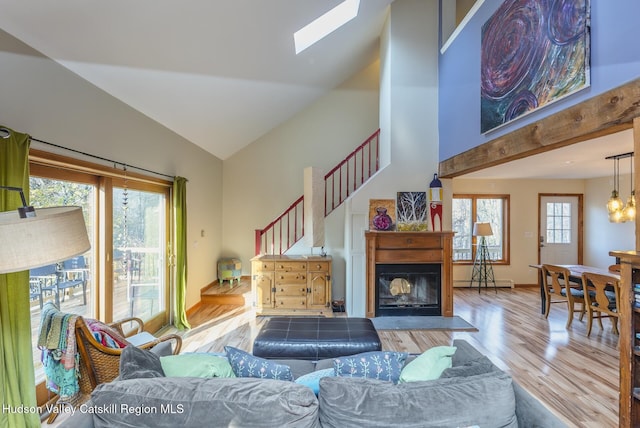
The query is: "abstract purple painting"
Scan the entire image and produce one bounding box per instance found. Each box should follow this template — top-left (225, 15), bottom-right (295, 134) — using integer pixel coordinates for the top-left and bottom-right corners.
top-left (481, 0), bottom-right (590, 133)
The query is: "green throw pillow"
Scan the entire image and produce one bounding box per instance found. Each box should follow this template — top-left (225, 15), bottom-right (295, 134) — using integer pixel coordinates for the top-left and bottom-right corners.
top-left (399, 345), bottom-right (457, 383)
top-left (160, 353), bottom-right (236, 378)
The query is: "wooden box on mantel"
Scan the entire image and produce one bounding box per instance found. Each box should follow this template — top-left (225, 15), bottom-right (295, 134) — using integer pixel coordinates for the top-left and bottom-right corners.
top-left (365, 231), bottom-right (455, 318)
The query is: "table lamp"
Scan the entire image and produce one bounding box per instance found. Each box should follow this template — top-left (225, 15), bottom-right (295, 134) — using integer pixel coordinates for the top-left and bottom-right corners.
top-left (0, 186), bottom-right (90, 274)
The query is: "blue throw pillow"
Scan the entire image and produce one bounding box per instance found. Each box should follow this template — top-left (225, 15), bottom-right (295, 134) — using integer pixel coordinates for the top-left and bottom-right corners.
top-left (224, 346), bottom-right (293, 381)
top-left (334, 351), bottom-right (408, 384)
top-left (295, 368), bottom-right (335, 395)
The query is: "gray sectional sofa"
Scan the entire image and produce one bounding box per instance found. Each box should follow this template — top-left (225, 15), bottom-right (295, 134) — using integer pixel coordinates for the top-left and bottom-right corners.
top-left (59, 339), bottom-right (567, 428)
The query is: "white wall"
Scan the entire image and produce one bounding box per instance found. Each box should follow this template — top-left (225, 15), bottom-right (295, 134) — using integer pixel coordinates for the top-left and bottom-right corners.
top-left (346, 0), bottom-right (441, 317)
top-left (0, 29), bottom-right (223, 313)
top-left (221, 58), bottom-right (381, 302)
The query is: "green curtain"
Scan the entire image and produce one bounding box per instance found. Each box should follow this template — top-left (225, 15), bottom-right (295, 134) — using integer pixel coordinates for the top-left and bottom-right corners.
top-left (0, 128), bottom-right (40, 427)
top-left (173, 177), bottom-right (190, 330)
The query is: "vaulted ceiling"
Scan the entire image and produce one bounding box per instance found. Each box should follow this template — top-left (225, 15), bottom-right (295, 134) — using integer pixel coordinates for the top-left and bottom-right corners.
top-left (0, 0), bottom-right (393, 160)
top-left (0, 1), bottom-right (632, 178)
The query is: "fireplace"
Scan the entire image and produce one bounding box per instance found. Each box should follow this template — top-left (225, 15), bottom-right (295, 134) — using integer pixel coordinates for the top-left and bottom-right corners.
top-left (365, 231), bottom-right (454, 317)
top-left (375, 263), bottom-right (441, 316)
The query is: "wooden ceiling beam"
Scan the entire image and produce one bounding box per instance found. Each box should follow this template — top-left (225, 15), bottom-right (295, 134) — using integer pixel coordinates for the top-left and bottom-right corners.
top-left (439, 78), bottom-right (640, 178)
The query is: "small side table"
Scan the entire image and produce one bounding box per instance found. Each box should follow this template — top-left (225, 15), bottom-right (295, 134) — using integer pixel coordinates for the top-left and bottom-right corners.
top-left (217, 258), bottom-right (242, 287)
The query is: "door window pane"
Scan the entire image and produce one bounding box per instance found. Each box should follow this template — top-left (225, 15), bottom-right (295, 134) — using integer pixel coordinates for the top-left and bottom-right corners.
top-left (546, 202), bottom-right (571, 244)
top-left (112, 187), bottom-right (166, 322)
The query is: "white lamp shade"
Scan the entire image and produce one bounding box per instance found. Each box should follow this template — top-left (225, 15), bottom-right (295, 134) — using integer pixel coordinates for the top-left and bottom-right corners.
top-left (473, 222), bottom-right (493, 237)
top-left (0, 206), bottom-right (90, 274)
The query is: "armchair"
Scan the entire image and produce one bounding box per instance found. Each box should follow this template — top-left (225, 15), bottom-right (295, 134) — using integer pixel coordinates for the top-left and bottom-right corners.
top-left (75, 316), bottom-right (182, 396)
top-left (40, 305), bottom-right (182, 423)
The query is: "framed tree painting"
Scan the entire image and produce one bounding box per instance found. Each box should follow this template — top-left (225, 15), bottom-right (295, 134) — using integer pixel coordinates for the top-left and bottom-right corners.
top-left (396, 192), bottom-right (428, 231)
top-left (480, 0), bottom-right (590, 133)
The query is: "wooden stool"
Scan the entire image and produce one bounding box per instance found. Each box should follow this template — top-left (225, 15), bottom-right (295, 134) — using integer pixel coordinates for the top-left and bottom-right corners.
top-left (217, 258), bottom-right (242, 287)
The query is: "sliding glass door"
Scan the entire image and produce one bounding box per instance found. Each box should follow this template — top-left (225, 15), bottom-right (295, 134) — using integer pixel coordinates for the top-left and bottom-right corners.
top-left (112, 186), bottom-right (168, 326)
top-left (29, 153), bottom-right (172, 381)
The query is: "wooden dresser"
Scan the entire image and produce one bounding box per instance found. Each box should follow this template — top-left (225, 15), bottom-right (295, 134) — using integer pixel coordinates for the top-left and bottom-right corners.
top-left (251, 255), bottom-right (332, 316)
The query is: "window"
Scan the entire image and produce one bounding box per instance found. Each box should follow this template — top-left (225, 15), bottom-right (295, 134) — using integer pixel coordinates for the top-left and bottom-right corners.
top-left (452, 194), bottom-right (509, 264)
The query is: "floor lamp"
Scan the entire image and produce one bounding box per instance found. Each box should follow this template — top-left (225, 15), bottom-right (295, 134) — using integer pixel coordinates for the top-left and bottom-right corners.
top-left (469, 222), bottom-right (497, 293)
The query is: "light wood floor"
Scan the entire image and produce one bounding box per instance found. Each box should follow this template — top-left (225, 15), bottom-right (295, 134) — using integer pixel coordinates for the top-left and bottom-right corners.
top-left (183, 286), bottom-right (619, 428)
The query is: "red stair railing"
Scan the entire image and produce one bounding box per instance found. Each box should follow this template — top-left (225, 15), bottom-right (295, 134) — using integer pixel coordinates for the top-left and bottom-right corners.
top-left (325, 130), bottom-right (380, 216)
top-left (254, 196), bottom-right (304, 256)
top-left (255, 129), bottom-right (380, 255)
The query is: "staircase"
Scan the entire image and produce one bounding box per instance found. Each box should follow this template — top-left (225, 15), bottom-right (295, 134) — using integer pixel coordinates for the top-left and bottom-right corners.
top-left (255, 129), bottom-right (380, 255)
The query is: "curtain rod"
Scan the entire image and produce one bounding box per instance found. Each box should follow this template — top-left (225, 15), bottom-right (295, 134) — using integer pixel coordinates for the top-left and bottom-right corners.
top-left (29, 136), bottom-right (176, 180)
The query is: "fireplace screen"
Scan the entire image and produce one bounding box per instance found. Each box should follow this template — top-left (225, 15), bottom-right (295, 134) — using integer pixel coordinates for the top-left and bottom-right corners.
top-left (375, 264), bottom-right (441, 316)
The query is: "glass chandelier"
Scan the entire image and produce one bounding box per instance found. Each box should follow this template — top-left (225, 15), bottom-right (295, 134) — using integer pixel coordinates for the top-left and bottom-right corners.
top-left (607, 152), bottom-right (635, 223)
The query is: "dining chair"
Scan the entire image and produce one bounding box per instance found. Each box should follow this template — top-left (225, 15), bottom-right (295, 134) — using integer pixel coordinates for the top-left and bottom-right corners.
top-left (581, 272), bottom-right (620, 336)
top-left (541, 264), bottom-right (585, 328)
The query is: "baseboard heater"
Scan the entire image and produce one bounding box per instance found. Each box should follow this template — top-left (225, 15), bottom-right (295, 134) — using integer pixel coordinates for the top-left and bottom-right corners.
top-left (453, 279), bottom-right (514, 288)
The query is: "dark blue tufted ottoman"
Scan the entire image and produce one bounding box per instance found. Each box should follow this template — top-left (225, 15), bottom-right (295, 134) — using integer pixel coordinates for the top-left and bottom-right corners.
top-left (253, 317), bottom-right (382, 361)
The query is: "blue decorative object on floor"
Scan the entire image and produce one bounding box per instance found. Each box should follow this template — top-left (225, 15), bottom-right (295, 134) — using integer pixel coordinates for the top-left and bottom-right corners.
top-left (217, 258), bottom-right (241, 287)
top-left (371, 316), bottom-right (477, 331)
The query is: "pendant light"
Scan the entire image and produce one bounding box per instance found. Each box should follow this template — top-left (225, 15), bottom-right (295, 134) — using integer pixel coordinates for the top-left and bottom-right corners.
top-left (607, 152), bottom-right (634, 223)
top-left (622, 153), bottom-right (636, 222)
top-left (607, 155), bottom-right (624, 222)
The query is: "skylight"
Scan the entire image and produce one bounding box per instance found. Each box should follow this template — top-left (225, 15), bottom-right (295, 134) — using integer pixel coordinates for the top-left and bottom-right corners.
top-left (294, 0), bottom-right (360, 54)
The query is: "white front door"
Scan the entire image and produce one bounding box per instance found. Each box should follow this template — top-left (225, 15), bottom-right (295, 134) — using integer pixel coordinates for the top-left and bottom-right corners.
top-left (539, 195), bottom-right (580, 265)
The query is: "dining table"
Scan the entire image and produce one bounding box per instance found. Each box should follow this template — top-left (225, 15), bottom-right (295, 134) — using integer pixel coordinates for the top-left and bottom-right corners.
top-left (529, 264), bottom-right (620, 314)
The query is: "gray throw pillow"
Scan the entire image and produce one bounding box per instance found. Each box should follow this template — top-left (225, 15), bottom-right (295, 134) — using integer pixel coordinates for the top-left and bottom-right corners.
top-left (440, 356), bottom-right (497, 378)
top-left (224, 346), bottom-right (293, 381)
top-left (119, 345), bottom-right (165, 380)
top-left (333, 351), bottom-right (408, 384)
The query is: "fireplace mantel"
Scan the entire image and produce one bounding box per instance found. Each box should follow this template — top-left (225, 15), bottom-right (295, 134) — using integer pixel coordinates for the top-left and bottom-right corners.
top-left (365, 231), bottom-right (454, 318)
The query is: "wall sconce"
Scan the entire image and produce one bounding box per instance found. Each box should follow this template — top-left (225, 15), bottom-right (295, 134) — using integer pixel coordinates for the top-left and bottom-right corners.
top-left (606, 152), bottom-right (634, 223)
